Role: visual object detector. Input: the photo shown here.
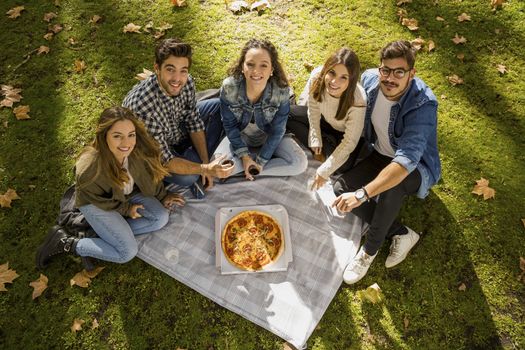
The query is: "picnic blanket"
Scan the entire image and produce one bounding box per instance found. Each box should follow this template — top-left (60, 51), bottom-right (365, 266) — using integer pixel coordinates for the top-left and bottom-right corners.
top-left (136, 159), bottom-right (364, 349)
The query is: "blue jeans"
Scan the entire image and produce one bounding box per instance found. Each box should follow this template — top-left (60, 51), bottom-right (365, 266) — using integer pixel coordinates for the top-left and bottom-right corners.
top-left (76, 193), bottom-right (169, 263)
top-left (213, 134), bottom-right (308, 177)
top-left (164, 98), bottom-right (223, 186)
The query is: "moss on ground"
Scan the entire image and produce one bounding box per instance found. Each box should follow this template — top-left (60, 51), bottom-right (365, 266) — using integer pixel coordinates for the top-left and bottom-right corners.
top-left (1, 0), bottom-right (524, 349)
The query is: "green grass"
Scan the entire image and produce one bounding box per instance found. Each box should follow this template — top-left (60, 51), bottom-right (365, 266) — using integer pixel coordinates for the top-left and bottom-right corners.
top-left (1, 0), bottom-right (524, 349)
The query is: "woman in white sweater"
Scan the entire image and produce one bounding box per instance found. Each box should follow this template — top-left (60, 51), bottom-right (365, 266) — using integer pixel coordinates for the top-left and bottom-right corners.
top-left (288, 48), bottom-right (367, 190)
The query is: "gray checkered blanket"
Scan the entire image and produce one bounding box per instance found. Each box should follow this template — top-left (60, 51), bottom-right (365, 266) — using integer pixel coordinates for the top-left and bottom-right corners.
top-left (136, 159), bottom-right (364, 349)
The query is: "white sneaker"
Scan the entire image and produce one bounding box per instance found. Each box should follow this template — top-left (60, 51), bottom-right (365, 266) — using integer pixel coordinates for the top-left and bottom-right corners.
top-left (385, 227), bottom-right (420, 268)
top-left (343, 248), bottom-right (377, 285)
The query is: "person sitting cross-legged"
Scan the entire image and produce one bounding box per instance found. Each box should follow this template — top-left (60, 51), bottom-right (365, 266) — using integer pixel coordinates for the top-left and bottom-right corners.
top-left (332, 40), bottom-right (441, 284)
top-left (36, 107), bottom-right (185, 267)
top-left (123, 38), bottom-right (234, 196)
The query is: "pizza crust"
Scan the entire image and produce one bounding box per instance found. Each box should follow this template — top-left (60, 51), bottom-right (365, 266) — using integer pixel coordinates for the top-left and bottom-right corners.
top-left (221, 210), bottom-right (284, 271)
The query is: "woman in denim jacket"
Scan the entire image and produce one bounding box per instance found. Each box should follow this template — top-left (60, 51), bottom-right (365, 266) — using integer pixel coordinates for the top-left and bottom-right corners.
top-left (213, 39), bottom-right (307, 181)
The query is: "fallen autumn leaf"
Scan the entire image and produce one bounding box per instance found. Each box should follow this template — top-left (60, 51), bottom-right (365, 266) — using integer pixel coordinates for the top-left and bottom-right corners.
top-left (123, 23), bottom-right (141, 33)
top-left (496, 64), bottom-right (507, 74)
top-left (29, 274), bottom-right (48, 299)
top-left (0, 263), bottom-right (19, 291)
top-left (472, 177), bottom-right (495, 200)
top-left (37, 46), bottom-right (50, 55)
top-left (457, 13), bottom-right (471, 22)
top-left (447, 74), bottom-right (464, 86)
top-left (71, 318), bottom-right (85, 333)
top-left (43, 12), bottom-right (57, 22)
top-left (452, 33), bottom-right (467, 45)
top-left (401, 17), bottom-right (419, 31)
top-left (13, 105), bottom-right (30, 120)
top-left (74, 59), bottom-right (86, 73)
top-left (136, 68), bottom-right (154, 80)
top-left (6, 6), bottom-right (25, 19)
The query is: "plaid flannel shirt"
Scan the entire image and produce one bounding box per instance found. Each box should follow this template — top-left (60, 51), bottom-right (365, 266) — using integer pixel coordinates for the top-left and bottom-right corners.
top-left (123, 74), bottom-right (205, 163)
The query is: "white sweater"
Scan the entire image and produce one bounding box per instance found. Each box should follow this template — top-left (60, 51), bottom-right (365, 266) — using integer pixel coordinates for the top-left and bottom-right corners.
top-left (300, 66), bottom-right (367, 179)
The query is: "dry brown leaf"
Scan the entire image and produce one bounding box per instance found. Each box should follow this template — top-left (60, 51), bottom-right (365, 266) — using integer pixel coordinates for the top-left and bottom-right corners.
top-left (74, 59), bottom-right (86, 73)
top-left (496, 64), bottom-right (507, 74)
top-left (521, 219), bottom-right (525, 229)
top-left (89, 15), bottom-right (102, 24)
top-left (410, 38), bottom-right (426, 51)
top-left (401, 17), bottom-right (419, 31)
top-left (13, 105), bottom-right (30, 120)
top-left (123, 23), bottom-right (141, 33)
top-left (0, 263), bottom-right (19, 291)
top-left (458, 283), bottom-right (467, 291)
top-left (83, 266), bottom-right (104, 279)
top-left (49, 23), bottom-right (63, 34)
top-left (428, 40), bottom-right (436, 52)
top-left (1, 85), bottom-right (23, 108)
top-left (0, 188), bottom-right (21, 208)
top-left (491, 0), bottom-right (505, 10)
top-left (457, 53), bottom-right (465, 62)
top-left (55, 0), bottom-right (60, 6)
top-left (404, 316), bottom-right (409, 330)
top-left (143, 21), bottom-right (154, 33)
top-left (37, 46), bottom-right (50, 55)
top-left (397, 8), bottom-right (408, 19)
top-left (136, 68), bottom-right (154, 81)
top-left (495, 28), bottom-right (501, 34)
top-left (29, 274), bottom-right (48, 299)
top-left (153, 31), bottom-right (166, 40)
top-left (452, 33), bottom-right (467, 45)
top-left (436, 16), bottom-right (445, 21)
top-left (447, 74), bottom-right (464, 86)
top-left (71, 318), bottom-right (85, 333)
top-left (6, 6), bottom-right (25, 19)
top-left (156, 23), bottom-right (173, 32)
top-left (282, 342), bottom-right (296, 350)
top-left (303, 62), bottom-right (314, 72)
top-left (229, 0), bottom-right (250, 13)
top-left (471, 177), bottom-right (495, 200)
top-left (251, 0), bottom-right (271, 11)
top-left (91, 318), bottom-right (99, 329)
top-left (3, 121), bottom-right (8, 128)
top-left (357, 283), bottom-right (384, 303)
top-left (457, 13), bottom-right (471, 22)
top-left (44, 32), bottom-right (54, 41)
top-left (43, 12), bottom-right (57, 22)
top-left (68, 37), bottom-right (77, 45)
top-left (70, 267), bottom-right (104, 288)
top-left (171, 0), bottom-right (187, 6)
top-left (397, 0), bottom-right (412, 5)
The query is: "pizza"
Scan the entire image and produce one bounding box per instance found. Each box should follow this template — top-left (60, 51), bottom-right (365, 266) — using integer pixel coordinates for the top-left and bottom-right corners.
top-left (221, 210), bottom-right (284, 271)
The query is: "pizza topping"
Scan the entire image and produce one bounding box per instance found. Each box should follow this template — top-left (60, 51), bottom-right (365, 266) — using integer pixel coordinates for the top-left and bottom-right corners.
top-left (222, 210), bottom-right (284, 271)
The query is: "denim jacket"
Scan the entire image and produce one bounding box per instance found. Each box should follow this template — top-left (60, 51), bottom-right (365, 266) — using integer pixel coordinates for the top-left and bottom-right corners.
top-left (361, 69), bottom-right (441, 198)
top-left (220, 76), bottom-right (290, 166)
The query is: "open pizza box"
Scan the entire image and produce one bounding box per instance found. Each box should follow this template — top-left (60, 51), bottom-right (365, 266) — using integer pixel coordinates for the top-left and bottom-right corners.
top-left (215, 204), bottom-right (293, 275)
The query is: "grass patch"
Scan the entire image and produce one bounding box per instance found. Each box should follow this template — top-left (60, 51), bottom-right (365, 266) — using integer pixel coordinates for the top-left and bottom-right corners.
top-left (1, 0), bottom-right (524, 349)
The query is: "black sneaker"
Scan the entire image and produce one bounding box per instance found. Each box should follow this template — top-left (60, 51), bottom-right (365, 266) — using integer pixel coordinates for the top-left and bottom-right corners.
top-left (36, 225), bottom-right (77, 269)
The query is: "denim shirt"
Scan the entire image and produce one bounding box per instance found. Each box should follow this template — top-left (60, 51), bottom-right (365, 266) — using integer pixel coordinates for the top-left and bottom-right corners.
top-left (220, 76), bottom-right (290, 166)
top-left (361, 69), bottom-right (441, 198)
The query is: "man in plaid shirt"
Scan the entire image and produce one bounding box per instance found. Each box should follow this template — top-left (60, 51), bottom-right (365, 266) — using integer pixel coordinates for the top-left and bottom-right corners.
top-left (123, 38), bottom-right (233, 192)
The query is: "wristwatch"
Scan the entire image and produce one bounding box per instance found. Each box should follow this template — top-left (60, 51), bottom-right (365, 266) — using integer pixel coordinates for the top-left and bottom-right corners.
top-left (354, 187), bottom-right (369, 203)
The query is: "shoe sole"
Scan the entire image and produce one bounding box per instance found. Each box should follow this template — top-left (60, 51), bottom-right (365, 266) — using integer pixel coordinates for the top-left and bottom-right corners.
top-left (385, 234), bottom-right (420, 268)
top-left (35, 226), bottom-right (62, 269)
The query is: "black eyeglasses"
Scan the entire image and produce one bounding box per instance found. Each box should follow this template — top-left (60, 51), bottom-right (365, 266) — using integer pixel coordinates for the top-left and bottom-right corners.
top-left (378, 66), bottom-right (411, 79)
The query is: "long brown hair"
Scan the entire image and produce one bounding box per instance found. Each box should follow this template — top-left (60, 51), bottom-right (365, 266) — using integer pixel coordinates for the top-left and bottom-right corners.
top-left (80, 107), bottom-right (168, 189)
top-left (311, 48), bottom-right (363, 120)
top-left (228, 38), bottom-right (289, 88)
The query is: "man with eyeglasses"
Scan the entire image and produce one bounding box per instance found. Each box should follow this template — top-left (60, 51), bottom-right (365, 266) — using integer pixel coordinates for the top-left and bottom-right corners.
top-left (332, 40), bottom-right (441, 284)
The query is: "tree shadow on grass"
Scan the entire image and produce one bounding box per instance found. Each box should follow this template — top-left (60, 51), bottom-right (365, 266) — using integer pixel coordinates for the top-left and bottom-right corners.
top-left (353, 191), bottom-right (503, 349)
